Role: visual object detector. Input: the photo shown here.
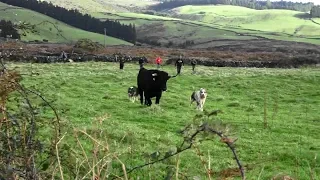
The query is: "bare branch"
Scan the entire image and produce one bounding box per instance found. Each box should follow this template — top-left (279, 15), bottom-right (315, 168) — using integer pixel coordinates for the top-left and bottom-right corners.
top-left (56, 132), bottom-right (67, 180)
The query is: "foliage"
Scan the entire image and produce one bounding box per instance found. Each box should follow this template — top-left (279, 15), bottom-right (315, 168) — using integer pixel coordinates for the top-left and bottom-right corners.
top-left (0, 0), bottom-right (136, 43)
top-left (311, 6), bottom-right (320, 18)
top-left (0, 20), bottom-right (20, 39)
top-left (74, 39), bottom-right (104, 52)
top-left (0, 61), bottom-right (62, 179)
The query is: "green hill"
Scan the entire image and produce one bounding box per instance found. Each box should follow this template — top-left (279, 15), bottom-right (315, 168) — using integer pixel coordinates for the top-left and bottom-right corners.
top-left (6, 1), bottom-right (320, 46)
top-left (0, 2), bottom-right (132, 45)
top-left (171, 5), bottom-right (320, 37)
top-left (90, 4), bottom-right (320, 46)
top-left (41, 0), bottom-right (158, 13)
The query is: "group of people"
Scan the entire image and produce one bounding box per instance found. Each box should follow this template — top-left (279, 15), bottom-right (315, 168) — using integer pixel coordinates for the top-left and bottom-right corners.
top-left (143, 56), bottom-right (197, 75)
top-left (120, 55), bottom-right (198, 75)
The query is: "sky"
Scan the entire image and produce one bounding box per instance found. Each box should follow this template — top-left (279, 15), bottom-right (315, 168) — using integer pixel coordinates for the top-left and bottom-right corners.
top-left (269, 0), bottom-right (320, 5)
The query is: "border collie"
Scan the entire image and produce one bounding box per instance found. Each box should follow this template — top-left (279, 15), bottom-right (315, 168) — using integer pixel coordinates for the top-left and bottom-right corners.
top-left (190, 88), bottom-right (207, 111)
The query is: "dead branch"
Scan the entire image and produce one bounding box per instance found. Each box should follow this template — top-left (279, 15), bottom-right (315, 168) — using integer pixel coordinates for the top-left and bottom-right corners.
top-left (114, 112), bottom-right (245, 180)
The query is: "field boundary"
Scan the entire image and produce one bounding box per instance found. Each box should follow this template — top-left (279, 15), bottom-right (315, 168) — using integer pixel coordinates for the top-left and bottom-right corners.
top-left (3, 53), bottom-right (319, 69)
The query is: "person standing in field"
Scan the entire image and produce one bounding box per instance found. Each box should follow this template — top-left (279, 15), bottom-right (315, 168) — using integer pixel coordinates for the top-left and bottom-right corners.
top-left (155, 56), bottom-right (162, 69)
top-left (175, 56), bottom-right (184, 75)
top-left (191, 59), bottom-right (197, 73)
top-left (139, 56), bottom-right (146, 69)
top-left (119, 56), bottom-right (125, 70)
top-left (114, 53), bottom-right (124, 70)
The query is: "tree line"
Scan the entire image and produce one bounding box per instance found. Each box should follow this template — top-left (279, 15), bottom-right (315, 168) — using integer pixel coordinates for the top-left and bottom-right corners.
top-left (151, 0), bottom-right (314, 12)
top-left (0, 0), bottom-right (136, 44)
top-left (0, 20), bottom-right (20, 39)
top-left (311, 6), bottom-right (320, 18)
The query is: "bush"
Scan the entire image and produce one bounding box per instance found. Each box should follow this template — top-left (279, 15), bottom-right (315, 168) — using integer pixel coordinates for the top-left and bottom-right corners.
top-left (74, 38), bottom-right (104, 52)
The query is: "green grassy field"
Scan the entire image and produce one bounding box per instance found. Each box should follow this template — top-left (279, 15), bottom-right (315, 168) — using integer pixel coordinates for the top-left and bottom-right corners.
top-left (8, 62), bottom-right (320, 179)
top-left (34, 1), bottom-right (320, 46)
top-left (89, 4), bottom-right (320, 45)
top-left (0, 2), bottom-right (131, 45)
top-left (41, 0), bottom-right (158, 13)
top-left (172, 5), bottom-right (320, 37)
top-left (92, 12), bottom-right (256, 44)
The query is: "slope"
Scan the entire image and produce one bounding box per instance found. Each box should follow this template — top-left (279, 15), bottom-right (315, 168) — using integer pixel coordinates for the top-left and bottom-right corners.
top-left (20, 1), bottom-right (320, 46)
top-left (40, 0), bottom-right (158, 13)
top-left (171, 5), bottom-right (320, 37)
top-left (0, 2), bottom-right (131, 45)
top-left (89, 4), bottom-right (320, 46)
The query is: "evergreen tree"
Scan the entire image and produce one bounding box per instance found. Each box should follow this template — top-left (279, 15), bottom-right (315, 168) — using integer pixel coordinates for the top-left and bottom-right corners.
top-left (311, 6), bottom-right (320, 18)
top-left (0, 20), bottom-right (20, 39)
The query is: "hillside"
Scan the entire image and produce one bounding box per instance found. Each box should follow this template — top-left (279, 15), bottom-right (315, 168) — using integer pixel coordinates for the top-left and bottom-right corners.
top-left (80, 3), bottom-right (320, 46)
top-left (6, 1), bottom-right (320, 47)
top-left (40, 0), bottom-right (158, 13)
top-left (170, 5), bottom-right (320, 37)
top-left (92, 7), bottom-right (320, 46)
top-left (0, 2), bottom-right (132, 45)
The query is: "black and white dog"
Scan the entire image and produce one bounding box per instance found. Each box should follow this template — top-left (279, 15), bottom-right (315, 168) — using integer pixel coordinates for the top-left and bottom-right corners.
top-left (190, 88), bottom-right (207, 111)
top-left (128, 86), bottom-right (139, 103)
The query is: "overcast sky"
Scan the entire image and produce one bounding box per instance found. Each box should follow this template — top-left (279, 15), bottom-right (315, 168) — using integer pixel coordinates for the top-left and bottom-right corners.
top-left (269, 0), bottom-right (320, 5)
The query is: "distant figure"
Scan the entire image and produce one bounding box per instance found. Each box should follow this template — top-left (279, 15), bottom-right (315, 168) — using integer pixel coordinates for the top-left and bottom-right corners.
top-left (60, 51), bottom-right (68, 61)
top-left (119, 57), bottom-right (125, 70)
top-left (139, 57), bottom-right (146, 69)
top-left (155, 56), bottom-right (162, 69)
top-left (175, 57), bottom-right (184, 75)
top-left (191, 59), bottom-right (197, 73)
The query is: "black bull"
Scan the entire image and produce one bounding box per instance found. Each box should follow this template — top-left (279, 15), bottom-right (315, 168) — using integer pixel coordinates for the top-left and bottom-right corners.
top-left (137, 68), bottom-right (177, 106)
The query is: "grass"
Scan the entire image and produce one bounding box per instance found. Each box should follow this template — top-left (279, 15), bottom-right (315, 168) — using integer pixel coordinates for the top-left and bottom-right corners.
top-left (0, 2), bottom-right (132, 45)
top-left (41, 0), bottom-right (158, 13)
top-left (7, 61), bottom-right (320, 179)
top-left (37, 1), bottom-right (320, 46)
top-left (92, 12), bottom-right (180, 27)
top-left (90, 4), bottom-right (320, 45)
top-left (92, 12), bottom-right (256, 44)
top-left (172, 5), bottom-right (320, 37)
top-left (313, 18), bottom-right (320, 24)
top-left (115, 12), bottom-right (179, 20)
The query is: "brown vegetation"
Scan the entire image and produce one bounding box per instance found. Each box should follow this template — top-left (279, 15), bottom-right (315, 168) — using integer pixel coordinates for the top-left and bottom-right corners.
top-left (1, 38), bottom-right (320, 68)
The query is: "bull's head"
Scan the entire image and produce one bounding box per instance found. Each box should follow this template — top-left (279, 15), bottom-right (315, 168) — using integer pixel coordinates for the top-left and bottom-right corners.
top-left (151, 71), bottom-right (177, 91)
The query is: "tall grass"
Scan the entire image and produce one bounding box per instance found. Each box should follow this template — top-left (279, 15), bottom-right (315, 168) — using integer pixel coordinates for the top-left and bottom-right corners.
top-left (5, 62), bottom-right (320, 179)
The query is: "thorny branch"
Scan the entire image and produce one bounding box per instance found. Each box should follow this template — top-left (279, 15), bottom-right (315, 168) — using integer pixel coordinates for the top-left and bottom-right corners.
top-left (0, 60), bottom-right (62, 179)
top-left (203, 123), bottom-right (245, 179)
top-left (115, 114), bottom-right (245, 180)
top-left (120, 128), bottom-right (203, 178)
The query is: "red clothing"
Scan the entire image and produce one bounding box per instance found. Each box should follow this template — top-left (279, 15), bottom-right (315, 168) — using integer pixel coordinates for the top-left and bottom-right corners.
top-left (156, 57), bottom-right (162, 64)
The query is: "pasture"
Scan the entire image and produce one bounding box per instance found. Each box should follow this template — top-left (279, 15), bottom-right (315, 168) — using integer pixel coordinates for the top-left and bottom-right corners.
top-left (7, 61), bottom-right (320, 179)
top-left (0, 2), bottom-right (131, 45)
top-left (91, 5), bottom-right (320, 46)
top-left (169, 5), bottom-right (320, 45)
top-left (41, 0), bottom-right (158, 13)
top-left (172, 5), bottom-right (320, 37)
